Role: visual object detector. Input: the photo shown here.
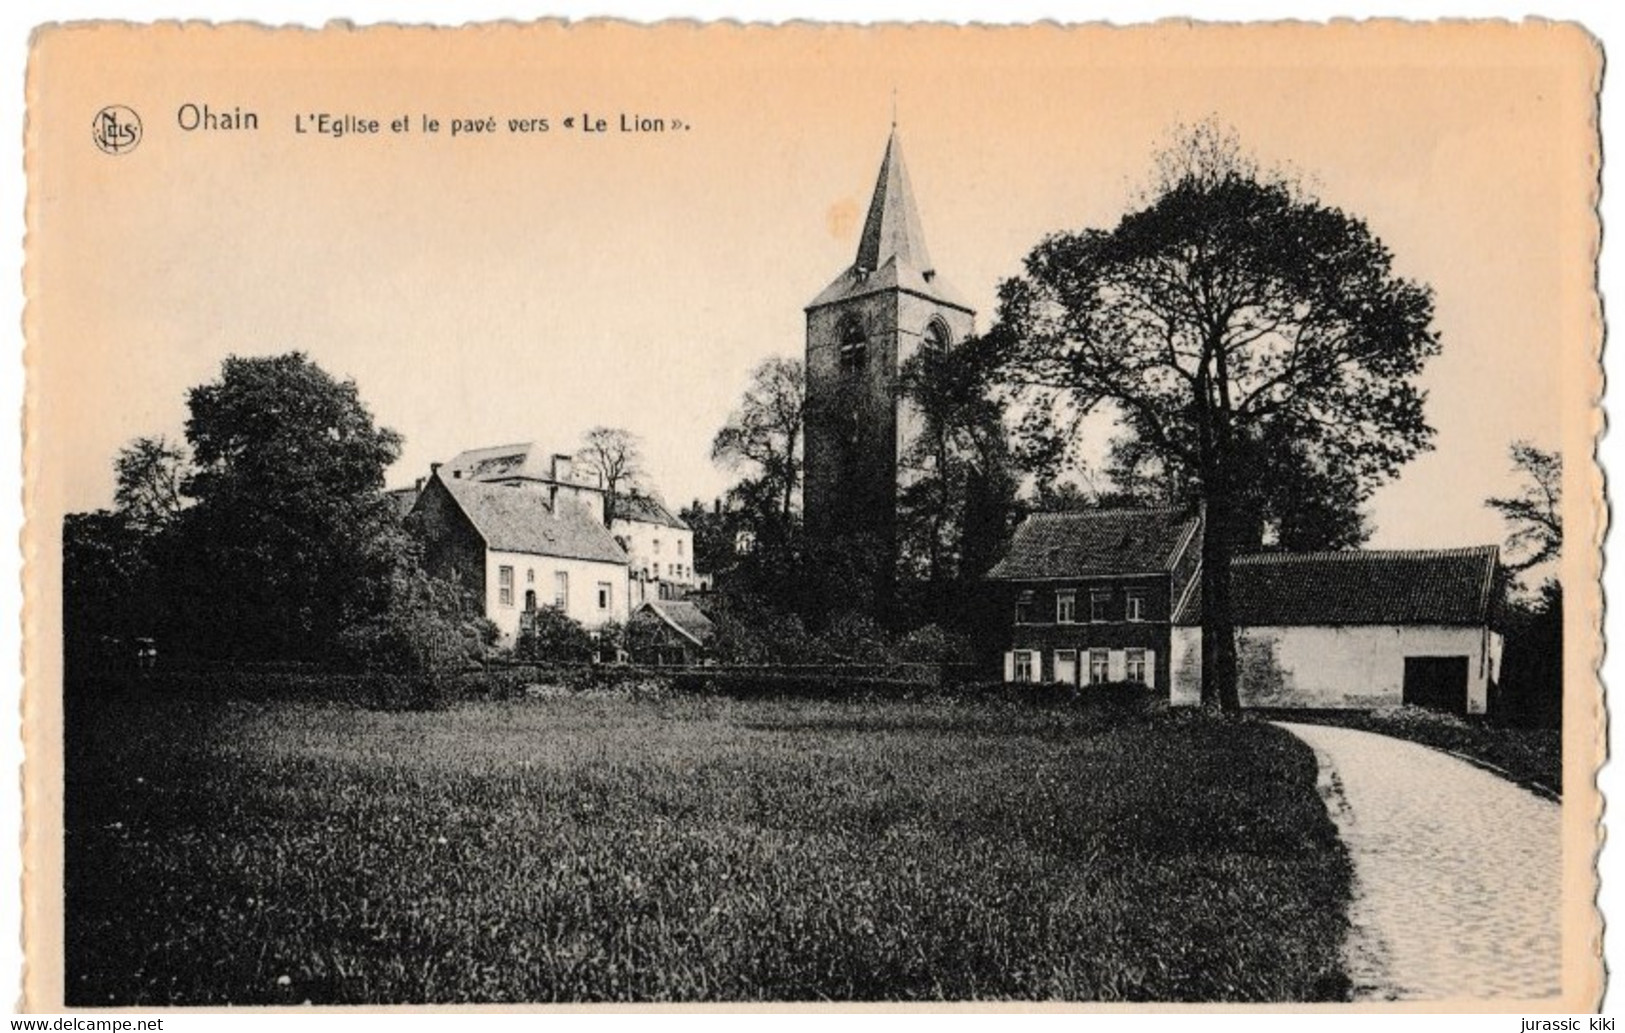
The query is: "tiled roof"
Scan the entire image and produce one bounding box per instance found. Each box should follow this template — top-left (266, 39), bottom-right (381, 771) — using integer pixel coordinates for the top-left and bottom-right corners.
top-left (1173, 546), bottom-right (1499, 627)
top-left (614, 493), bottom-right (689, 530)
top-left (438, 476), bottom-right (627, 566)
top-left (986, 508), bottom-right (1199, 580)
top-left (633, 600), bottom-right (716, 647)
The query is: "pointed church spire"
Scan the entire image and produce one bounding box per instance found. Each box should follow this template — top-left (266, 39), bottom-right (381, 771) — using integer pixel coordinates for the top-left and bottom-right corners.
top-left (854, 128), bottom-right (933, 276)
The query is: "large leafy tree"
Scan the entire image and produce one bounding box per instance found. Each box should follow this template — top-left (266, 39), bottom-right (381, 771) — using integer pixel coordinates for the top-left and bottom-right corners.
top-left (711, 357), bottom-right (806, 527)
top-left (896, 335), bottom-right (1018, 605)
top-left (177, 352), bottom-right (404, 659)
top-left (995, 125), bottom-right (1438, 709)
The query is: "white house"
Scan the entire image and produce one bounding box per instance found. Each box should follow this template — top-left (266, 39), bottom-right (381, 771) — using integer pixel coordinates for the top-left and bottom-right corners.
top-left (1169, 546), bottom-right (1503, 714)
top-left (613, 494), bottom-right (697, 604)
top-left (435, 441), bottom-right (698, 605)
top-left (409, 470), bottom-right (629, 646)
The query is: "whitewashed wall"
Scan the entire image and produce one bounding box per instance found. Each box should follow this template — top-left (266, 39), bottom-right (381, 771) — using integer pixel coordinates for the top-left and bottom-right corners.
top-left (614, 518), bottom-right (696, 589)
top-left (1169, 624), bottom-right (1501, 713)
top-left (484, 549), bottom-right (628, 644)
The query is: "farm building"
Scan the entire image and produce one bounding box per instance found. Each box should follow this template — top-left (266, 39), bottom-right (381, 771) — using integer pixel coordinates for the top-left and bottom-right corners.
top-left (988, 508), bottom-right (1503, 715)
top-left (986, 508), bottom-right (1201, 690)
top-left (1169, 546), bottom-right (1503, 715)
top-left (628, 599), bottom-right (717, 666)
top-left (409, 470), bottom-right (629, 646)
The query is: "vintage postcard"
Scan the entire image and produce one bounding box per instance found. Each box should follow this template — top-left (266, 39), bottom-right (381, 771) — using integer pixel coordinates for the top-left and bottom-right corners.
top-left (21, 19), bottom-right (1605, 1012)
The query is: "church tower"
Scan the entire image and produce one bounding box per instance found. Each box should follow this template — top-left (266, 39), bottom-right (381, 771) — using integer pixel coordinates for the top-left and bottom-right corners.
top-left (803, 128), bottom-right (976, 604)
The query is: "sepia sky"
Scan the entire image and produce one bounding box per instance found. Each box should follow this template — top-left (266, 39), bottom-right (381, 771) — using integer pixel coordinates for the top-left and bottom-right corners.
top-left (29, 20), bottom-right (1598, 551)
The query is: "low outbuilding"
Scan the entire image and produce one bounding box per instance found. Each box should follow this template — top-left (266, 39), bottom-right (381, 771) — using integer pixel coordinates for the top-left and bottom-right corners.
top-left (1169, 546), bottom-right (1503, 715)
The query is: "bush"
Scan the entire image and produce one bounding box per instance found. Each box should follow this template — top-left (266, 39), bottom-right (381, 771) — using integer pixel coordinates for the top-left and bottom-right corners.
top-left (895, 623), bottom-right (973, 664)
top-left (515, 607), bottom-right (597, 662)
top-left (337, 565), bottom-right (486, 679)
top-left (811, 611), bottom-right (892, 664)
top-left (707, 605), bottom-right (818, 665)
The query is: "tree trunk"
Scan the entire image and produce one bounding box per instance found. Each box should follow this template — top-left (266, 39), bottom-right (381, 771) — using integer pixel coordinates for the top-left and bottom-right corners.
top-left (1200, 490), bottom-right (1242, 712)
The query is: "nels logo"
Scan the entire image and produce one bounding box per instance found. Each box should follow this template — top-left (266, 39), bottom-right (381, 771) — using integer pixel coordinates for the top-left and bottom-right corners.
top-left (92, 105), bottom-right (142, 155)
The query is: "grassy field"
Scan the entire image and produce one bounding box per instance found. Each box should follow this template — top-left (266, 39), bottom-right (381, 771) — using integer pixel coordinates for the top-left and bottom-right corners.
top-left (65, 690), bottom-right (1351, 1004)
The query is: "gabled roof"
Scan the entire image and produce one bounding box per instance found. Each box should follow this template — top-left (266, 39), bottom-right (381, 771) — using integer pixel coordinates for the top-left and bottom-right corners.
top-left (1173, 546), bottom-right (1500, 627)
top-left (614, 493), bottom-right (689, 531)
top-left (987, 508), bottom-right (1200, 581)
top-left (633, 600), bottom-right (716, 648)
top-left (432, 475), bottom-right (627, 566)
top-left (807, 129), bottom-right (973, 314)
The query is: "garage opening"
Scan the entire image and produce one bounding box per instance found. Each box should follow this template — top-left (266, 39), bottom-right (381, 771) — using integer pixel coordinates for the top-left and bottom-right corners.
top-left (1403, 655), bottom-right (1469, 715)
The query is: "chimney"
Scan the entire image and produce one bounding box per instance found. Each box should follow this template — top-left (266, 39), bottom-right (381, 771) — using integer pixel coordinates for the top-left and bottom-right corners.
top-left (713, 497), bottom-right (722, 515)
top-left (414, 477), bottom-right (425, 491)
top-left (430, 462), bottom-right (442, 477)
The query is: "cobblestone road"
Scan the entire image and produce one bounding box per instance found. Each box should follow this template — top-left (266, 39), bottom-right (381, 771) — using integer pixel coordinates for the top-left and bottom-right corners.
top-left (1275, 722), bottom-right (1562, 1002)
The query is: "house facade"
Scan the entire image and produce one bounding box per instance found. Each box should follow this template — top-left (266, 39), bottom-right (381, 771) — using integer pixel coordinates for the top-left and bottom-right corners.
top-left (1169, 547), bottom-right (1503, 715)
top-left (987, 508), bottom-right (1201, 689)
top-left (434, 441), bottom-right (698, 605)
top-left (614, 494), bottom-right (698, 604)
top-left (410, 471), bottom-right (629, 645)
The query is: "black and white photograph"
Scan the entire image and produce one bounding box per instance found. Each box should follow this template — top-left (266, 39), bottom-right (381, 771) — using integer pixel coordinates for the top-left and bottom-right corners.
top-left (22, 16), bottom-right (1604, 1011)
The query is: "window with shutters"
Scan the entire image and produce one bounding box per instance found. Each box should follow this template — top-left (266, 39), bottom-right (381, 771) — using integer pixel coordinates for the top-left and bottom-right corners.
top-left (1089, 649), bottom-right (1110, 685)
top-left (1126, 649), bottom-right (1148, 684)
top-left (1013, 650), bottom-right (1036, 683)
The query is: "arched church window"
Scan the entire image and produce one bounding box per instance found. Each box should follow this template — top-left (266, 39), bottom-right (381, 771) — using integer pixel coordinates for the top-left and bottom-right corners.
top-left (923, 318), bottom-right (952, 353)
top-left (839, 318), bottom-right (868, 371)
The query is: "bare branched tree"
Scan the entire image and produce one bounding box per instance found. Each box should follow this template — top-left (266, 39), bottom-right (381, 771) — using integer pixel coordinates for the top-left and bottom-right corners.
top-left (576, 427), bottom-right (647, 528)
top-left (1486, 440), bottom-right (1562, 573)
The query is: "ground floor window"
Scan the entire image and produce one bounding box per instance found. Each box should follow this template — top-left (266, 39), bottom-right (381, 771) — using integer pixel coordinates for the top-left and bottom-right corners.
top-left (1054, 649), bottom-right (1078, 685)
top-left (1125, 648), bottom-right (1147, 685)
top-left (498, 565), bottom-right (514, 607)
top-left (1088, 649), bottom-right (1110, 685)
top-left (1013, 650), bottom-right (1036, 683)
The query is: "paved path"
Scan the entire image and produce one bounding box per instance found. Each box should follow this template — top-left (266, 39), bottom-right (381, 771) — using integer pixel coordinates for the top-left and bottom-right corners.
top-left (1275, 722), bottom-right (1562, 1002)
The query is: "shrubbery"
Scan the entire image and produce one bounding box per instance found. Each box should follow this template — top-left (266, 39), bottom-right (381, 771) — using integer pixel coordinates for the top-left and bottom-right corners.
top-left (514, 607), bottom-right (597, 663)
